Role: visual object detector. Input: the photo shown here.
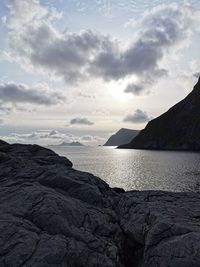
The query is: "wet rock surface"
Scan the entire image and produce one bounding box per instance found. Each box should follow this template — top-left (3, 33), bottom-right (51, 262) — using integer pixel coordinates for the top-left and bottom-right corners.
top-left (0, 141), bottom-right (200, 266)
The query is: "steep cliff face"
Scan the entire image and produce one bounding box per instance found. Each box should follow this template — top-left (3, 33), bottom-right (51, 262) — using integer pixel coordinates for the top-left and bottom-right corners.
top-left (104, 128), bottom-right (139, 146)
top-left (1, 141), bottom-right (200, 266)
top-left (119, 78), bottom-right (200, 150)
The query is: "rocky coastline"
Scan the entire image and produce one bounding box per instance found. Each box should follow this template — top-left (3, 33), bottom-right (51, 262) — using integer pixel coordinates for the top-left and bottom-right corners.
top-left (0, 140), bottom-right (200, 266)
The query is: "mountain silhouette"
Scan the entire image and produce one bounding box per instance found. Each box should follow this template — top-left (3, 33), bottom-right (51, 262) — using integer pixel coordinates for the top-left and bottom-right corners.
top-left (119, 77), bottom-right (200, 150)
top-left (104, 128), bottom-right (139, 146)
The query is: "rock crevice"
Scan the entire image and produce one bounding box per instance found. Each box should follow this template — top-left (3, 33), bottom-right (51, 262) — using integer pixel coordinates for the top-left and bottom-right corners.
top-left (0, 141), bottom-right (200, 266)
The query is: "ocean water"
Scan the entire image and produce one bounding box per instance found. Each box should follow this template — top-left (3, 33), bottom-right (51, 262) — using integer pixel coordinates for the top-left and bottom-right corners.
top-left (49, 146), bottom-right (200, 192)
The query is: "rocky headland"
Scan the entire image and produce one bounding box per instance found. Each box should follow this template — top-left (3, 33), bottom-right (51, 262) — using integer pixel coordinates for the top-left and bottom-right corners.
top-left (104, 129), bottom-right (140, 147)
top-left (119, 77), bottom-right (200, 150)
top-left (0, 140), bottom-right (200, 266)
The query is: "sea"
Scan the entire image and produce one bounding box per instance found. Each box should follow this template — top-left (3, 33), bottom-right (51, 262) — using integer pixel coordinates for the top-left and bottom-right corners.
top-left (49, 145), bottom-right (200, 192)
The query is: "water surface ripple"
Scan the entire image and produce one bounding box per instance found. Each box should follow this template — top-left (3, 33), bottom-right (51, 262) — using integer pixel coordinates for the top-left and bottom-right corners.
top-left (50, 146), bottom-right (200, 192)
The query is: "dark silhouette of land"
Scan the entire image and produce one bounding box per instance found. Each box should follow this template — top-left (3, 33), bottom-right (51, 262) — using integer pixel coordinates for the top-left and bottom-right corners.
top-left (119, 77), bottom-right (200, 150)
top-left (104, 128), bottom-right (139, 146)
top-left (57, 141), bottom-right (84, 147)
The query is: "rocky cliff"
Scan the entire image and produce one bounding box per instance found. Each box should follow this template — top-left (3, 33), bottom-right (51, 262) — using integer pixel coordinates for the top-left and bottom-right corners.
top-left (0, 141), bottom-right (200, 266)
top-left (119, 77), bottom-right (200, 150)
top-left (104, 128), bottom-right (139, 146)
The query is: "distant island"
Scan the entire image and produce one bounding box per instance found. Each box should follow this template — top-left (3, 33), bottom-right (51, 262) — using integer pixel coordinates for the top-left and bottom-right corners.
top-left (104, 128), bottom-right (140, 146)
top-left (57, 141), bottom-right (84, 147)
top-left (119, 77), bottom-right (200, 150)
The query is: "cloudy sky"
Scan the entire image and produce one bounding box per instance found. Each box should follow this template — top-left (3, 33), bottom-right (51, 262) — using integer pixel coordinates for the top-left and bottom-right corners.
top-left (0, 0), bottom-right (199, 145)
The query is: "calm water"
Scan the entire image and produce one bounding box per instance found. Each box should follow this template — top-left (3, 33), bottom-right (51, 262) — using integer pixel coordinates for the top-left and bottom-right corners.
top-left (49, 146), bottom-right (200, 192)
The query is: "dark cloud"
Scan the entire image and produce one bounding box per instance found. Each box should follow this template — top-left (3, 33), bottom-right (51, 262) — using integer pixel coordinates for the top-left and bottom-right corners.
top-left (194, 72), bottom-right (200, 79)
top-left (70, 117), bottom-right (94, 126)
top-left (124, 83), bottom-right (145, 95)
top-left (91, 4), bottom-right (195, 93)
top-left (123, 109), bottom-right (153, 123)
top-left (6, 1), bottom-right (199, 92)
top-left (0, 83), bottom-right (65, 106)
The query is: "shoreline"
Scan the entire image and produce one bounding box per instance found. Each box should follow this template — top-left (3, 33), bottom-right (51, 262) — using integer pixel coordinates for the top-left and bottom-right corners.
top-left (0, 141), bottom-right (200, 266)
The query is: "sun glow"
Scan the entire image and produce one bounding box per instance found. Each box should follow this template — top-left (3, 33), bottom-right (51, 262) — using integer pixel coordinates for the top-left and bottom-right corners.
top-left (109, 77), bottom-right (139, 102)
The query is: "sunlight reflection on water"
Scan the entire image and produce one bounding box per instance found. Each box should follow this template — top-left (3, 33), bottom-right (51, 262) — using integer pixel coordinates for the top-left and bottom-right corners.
top-left (50, 146), bottom-right (200, 192)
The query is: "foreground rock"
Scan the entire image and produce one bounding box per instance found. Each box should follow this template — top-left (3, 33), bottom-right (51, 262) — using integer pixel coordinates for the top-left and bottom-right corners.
top-left (119, 77), bottom-right (200, 150)
top-left (0, 141), bottom-right (200, 266)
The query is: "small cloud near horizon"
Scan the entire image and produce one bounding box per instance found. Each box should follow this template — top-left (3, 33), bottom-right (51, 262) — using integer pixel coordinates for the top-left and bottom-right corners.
top-left (0, 130), bottom-right (105, 146)
top-left (70, 117), bottom-right (94, 126)
top-left (123, 109), bottom-right (153, 123)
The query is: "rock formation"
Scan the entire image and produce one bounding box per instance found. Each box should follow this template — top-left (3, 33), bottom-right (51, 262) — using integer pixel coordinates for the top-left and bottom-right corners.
top-left (56, 141), bottom-right (84, 147)
top-left (119, 77), bottom-right (200, 150)
top-left (0, 140), bottom-right (200, 266)
top-left (104, 128), bottom-right (140, 146)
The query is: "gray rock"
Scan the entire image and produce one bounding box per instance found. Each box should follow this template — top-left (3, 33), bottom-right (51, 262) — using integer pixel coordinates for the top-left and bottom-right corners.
top-left (0, 142), bottom-right (122, 267)
top-left (0, 141), bottom-right (200, 266)
top-left (116, 191), bottom-right (200, 266)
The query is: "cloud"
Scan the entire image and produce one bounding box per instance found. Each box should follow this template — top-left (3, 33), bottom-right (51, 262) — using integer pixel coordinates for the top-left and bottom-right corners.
top-left (5, 1), bottom-right (200, 92)
top-left (0, 82), bottom-right (65, 106)
top-left (0, 102), bottom-right (12, 114)
top-left (6, 0), bottom-right (114, 83)
top-left (78, 92), bottom-right (95, 99)
top-left (92, 3), bottom-right (199, 94)
top-left (29, 130), bottom-right (64, 140)
top-left (0, 51), bottom-right (14, 63)
top-left (6, 130), bottom-right (69, 143)
top-left (124, 83), bottom-right (146, 95)
top-left (81, 135), bottom-right (93, 141)
top-left (49, 130), bottom-right (59, 136)
top-left (194, 72), bottom-right (200, 79)
top-left (0, 130), bottom-right (105, 145)
top-left (70, 117), bottom-right (94, 126)
top-left (123, 109), bottom-right (153, 123)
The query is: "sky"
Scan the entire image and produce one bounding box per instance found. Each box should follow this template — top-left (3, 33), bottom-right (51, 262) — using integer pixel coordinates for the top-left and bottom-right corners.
top-left (0, 0), bottom-right (199, 146)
